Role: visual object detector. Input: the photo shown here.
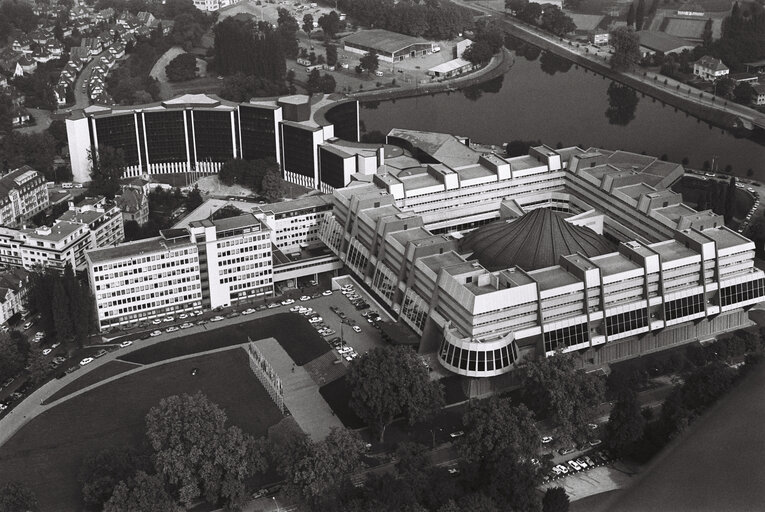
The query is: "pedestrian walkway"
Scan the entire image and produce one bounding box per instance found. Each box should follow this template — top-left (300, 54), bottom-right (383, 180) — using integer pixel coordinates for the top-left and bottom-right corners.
top-left (254, 337), bottom-right (343, 441)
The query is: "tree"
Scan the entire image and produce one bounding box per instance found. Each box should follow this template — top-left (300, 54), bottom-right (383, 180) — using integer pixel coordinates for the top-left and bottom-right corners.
top-left (302, 13), bottom-right (314, 38)
top-left (733, 82), bottom-right (754, 105)
top-left (326, 44), bottom-right (338, 66)
top-left (165, 53), bottom-right (197, 82)
top-left (714, 77), bottom-right (734, 98)
top-left (79, 447), bottom-right (149, 510)
top-left (89, 145), bottom-right (124, 199)
top-left (145, 392), bottom-right (266, 508)
top-left (506, 0), bottom-right (529, 14)
top-left (170, 12), bottom-right (206, 50)
top-left (0, 481), bottom-right (38, 512)
top-left (517, 2), bottom-right (542, 24)
top-left (724, 176), bottom-right (737, 223)
top-left (540, 6), bottom-right (576, 36)
top-left (488, 458), bottom-right (541, 511)
top-left (318, 11), bottom-right (342, 39)
top-left (626, 4), bottom-right (635, 28)
top-left (702, 18), bottom-right (713, 48)
top-left (521, 355), bottom-right (605, 444)
top-left (359, 51), bottom-right (379, 75)
top-left (52, 278), bottom-right (73, 344)
top-left (609, 27), bottom-right (640, 71)
top-left (542, 487), bottom-right (570, 512)
top-left (261, 169), bottom-right (285, 202)
top-left (0, 332), bottom-right (26, 381)
top-left (395, 442), bottom-right (430, 478)
top-left (463, 41), bottom-right (494, 64)
top-left (348, 346), bottom-right (444, 441)
top-left (185, 185), bottom-right (203, 211)
top-left (635, 0), bottom-right (645, 30)
top-left (104, 472), bottom-right (179, 512)
top-left (458, 396), bottom-right (539, 466)
top-left (605, 389), bottom-right (645, 457)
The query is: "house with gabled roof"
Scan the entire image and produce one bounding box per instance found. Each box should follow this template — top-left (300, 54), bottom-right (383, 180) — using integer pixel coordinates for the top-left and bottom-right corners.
top-left (693, 56), bottom-right (729, 81)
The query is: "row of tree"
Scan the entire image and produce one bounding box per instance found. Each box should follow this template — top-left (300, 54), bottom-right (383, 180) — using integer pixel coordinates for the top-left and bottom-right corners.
top-left (336, 0), bottom-right (472, 40)
top-left (506, 0), bottom-right (577, 36)
top-left (27, 265), bottom-right (96, 348)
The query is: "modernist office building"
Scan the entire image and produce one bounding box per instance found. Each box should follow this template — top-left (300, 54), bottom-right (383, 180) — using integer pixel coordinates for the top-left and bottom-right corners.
top-left (319, 129), bottom-right (764, 389)
top-left (87, 213), bottom-right (274, 329)
top-left (64, 93), bottom-right (361, 187)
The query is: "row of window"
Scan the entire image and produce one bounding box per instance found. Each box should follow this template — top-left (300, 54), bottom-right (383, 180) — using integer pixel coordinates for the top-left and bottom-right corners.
top-left (93, 249), bottom-right (195, 272)
top-left (439, 340), bottom-right (517, 373)
top-left (720, 279), bottom-right (765, 307)
top-left (544, 323), bottom-right (589, 352)
top-left (605, 308), bottom-right (648, 336)
top-left (664, 294), bottom-right (705, 321)
top-left (103, 292), bottom-right (202, 317)
top-left (99, 283), bottom-right (201, 309)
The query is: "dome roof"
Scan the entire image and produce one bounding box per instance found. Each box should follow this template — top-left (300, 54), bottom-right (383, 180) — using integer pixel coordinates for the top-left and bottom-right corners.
top-left (460, 209), bottom-right (616, 272)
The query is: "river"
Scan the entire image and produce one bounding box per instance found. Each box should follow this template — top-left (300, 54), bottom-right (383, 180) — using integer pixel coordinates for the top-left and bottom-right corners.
top-left (359, 47), bottom-right (765, 179)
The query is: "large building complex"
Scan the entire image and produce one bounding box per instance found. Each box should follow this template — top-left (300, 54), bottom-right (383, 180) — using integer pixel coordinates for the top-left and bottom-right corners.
top-left (64, 94), bottom-right (360, 188)
top-left (318, 129), bottom-right (764, 389)
top-left (0, 167), bottom-right (50, 228)
top-left (87, 213), bottom-right (275, 329)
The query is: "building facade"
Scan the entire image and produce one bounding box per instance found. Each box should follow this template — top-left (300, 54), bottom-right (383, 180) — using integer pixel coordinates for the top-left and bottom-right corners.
top-left (0, 268), bottom-right (31, 326)
top-left (0, 167), bottom-right (50, 228)
top-left (693, 56), bottom-right (729, 81)
top-left (318, 130), bottom-right (763, 387)
top-left (87, 213), bottom-right (274, 329)
top-left (64, 94), bottom-right (359, 187)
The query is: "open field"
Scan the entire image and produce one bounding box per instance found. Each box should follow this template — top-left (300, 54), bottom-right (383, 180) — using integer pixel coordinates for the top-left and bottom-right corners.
top-left (121, 312), bottom-right (330, 365)
top-left (43, 360), bottom-right (136, 405)
top-left (662, 17), bottom-right (707, 39)
top-left (0, 349), bottom-right (282, 512)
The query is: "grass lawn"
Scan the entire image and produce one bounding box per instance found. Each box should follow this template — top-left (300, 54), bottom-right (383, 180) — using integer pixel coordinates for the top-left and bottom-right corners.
top-left (0, 349), bottom-right (282, 512)
top-left (43, 360), bottom-right (137, 405)
top-left (121, 313), bottom-right (330, 366)
top-left (319, 375), bottom-right (365, 429)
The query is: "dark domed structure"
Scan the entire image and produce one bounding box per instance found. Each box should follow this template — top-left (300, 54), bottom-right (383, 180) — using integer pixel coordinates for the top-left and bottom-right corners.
top-left (460, 209), bottom-right (616, 272)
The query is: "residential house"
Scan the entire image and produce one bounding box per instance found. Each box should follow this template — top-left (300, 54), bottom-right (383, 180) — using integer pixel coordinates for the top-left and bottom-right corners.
top-left (81, 38), bottom-right (103, 57)
top-left (116, 183), bottom-right (150, 225)
top-left (137, 11), bottom-right (157, 26)
top-left (0, 268), bottom-right (31, 326)
top-left (753, 84), bottom-right (765, 106)
top-left (109, 43), bottom-right (125, 59)
top-left (693, 55), bottom-right (729, 81)
top-left (11, 106), bottom-right (31, 126)
top-left (18, 55), bottom-right (37, 75)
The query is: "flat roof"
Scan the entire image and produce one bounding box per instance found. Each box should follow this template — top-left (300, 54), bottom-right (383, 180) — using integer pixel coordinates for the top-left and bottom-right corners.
top-left (699, 226), bottom-right (750, 250)
top-left (23, 221), bottom-right (84, 242)
top-left (429, 58), bottom-right (472, 74)
top-left (390, 227), bottom-right (432, 246)
top-left (260, 194), bottom-right (334, 215)
top-left (418, 251), bottom-right (465, 274)
top-left (88, 235), bottom-right (193, 264)
top-left (343, 29), bottom-right (431, 54)
top-left (528, 265), bottom-right (580, 291)
top-left (638, 30), bottom-right (695, 52)
top-left (649, 239), bottom-right (698, 262)
top-left (590, 252), bottom-right (640, 276)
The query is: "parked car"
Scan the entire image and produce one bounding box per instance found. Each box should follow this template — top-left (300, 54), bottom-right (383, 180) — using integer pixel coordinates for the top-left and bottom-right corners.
top-left (568, 460), bottom-right (581, 471)
top-left (210, 316), bottom-right (225, 322)
top-left (241, 308), bottom-right (256, 315)
top-left (79, 357), bottom-right (94, 366)
top-left (281, 299), bottom-right (295, 305)
top-left (166, 326), bottom-right (179, 333)
top-left (152, 318), bottom-right (162, 325)
top-left (449, 431), bottom-right (465, 438)
top-left (559, 447), bottom-right (575, 455)
top-left (352, 325), bottom-right (361, 333)
top-left (119, 341), bottom-right (133, 348)
top-left (150, 330), bottom-right (162, 337)
top-left (42, 348), bottom-right (52, 355)
top-left (322, 290), bottom-right (332, 296)
top-left (181, 322), bottom-right (194, 329)
top-left (541, 436), bottom-right (553, 444)
top-left (300, 295), bottom-right (311, 301)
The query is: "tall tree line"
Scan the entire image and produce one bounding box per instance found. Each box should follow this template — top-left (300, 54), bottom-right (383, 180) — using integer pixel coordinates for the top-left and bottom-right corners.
top-left (214, 18), bottom-right (287, 80)
top-left (27, 264), bottom-right (96, 347)
top-left (336, 0), bottom-right (472, 40)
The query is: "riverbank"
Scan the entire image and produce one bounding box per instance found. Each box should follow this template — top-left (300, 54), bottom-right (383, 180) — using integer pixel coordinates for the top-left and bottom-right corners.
top-left (350, 48), bottom-right (513, 102)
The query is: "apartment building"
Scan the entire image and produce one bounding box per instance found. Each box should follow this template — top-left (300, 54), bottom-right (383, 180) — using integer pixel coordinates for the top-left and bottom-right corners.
top-left (58, 196), bottom-right (125, 249)
top-left (319, 130), bottom-right (764, 389)
top-left (87, 213), bottom-right (274, 329)
top-left (0, 166), bottom-right (50, 227)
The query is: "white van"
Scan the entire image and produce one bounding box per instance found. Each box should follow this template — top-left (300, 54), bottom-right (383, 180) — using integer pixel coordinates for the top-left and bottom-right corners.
top-left (374, 70), bottom-right (383, 77)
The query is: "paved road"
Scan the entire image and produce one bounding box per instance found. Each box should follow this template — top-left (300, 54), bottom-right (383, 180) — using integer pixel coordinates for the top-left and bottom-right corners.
top-left (455, 0), bottom-right (765, 129)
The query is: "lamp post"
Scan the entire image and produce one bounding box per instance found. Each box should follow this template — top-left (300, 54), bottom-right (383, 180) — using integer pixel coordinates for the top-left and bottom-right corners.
top-left (272, 496), bottom-right (280, 512)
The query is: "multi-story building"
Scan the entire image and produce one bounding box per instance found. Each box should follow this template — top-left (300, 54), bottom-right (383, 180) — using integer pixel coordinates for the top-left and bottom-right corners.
top-left (0, 166), bottom-right (50, 228)
top-left (58, 196), bottom-right (125, 249)
top-left (87, 213), bottom-right (274, 329)
top-left (187, 214), bottom-right (274, 309)
top-left (87, 232), bottom-right (203, 329)
top-left (693, 56), bottom-right (729, 81)
top-left (319, 130), bottom-right (764, 391)
top-left (64, 94), bottom-right (359, 187)
top-left (0, 196), bottom-right (124, 272)
top-left (0, 268), bottom-right (31, 326)
top-left (256, 195), bottom-right (335, 254)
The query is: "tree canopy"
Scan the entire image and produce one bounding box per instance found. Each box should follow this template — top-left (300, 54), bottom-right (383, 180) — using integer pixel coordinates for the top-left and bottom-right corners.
top-left (542, 487), bottom-right (570, 512)
top-left (458, 396), bottom-right (539, 466)
top-left (103, 472), bottom-right (179, 512)
top-left (79, 447), bottom-right (150, 511)
top-left (348, 346), bottom-right (444, 441)
top-left (360, 51), bottom-right (380, 74)
top-left (145, 392), bottom-right (266, 509)
top-left (214, 18), bottom-right (286, 80)
top-left (89, 145), bottom-right (125, 199)
top-left (521, 354), bottom-right (605, 444)
top-left (336, 0), bottom-right (471, 39)
top-left (165, 53), bottom-right (197, 82)
top-left (0, 481), bottom-right (38, 512)
top-left (609, 27), bottom-right (641, 71)
top-left (605, 389), bottom-right (645, 457)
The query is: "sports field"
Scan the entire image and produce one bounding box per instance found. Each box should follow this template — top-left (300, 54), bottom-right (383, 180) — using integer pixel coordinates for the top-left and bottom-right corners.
top-left (121, 312), bottom-right (331, 366)
top-left (663, 17), bottom-right (706, 39)
top-left (0, 349), bottom-right (282, 511)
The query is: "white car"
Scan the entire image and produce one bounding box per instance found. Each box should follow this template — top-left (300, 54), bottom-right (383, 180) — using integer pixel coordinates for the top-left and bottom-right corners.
top-left (42, 348), bottom-right (52, 355)
top-left (193, 310), bottom-right (204, 316)
top-left (180, 322), bottom-right (194, 329)
top-left (163, 316), bottom-right (174, 323)
top-left (150, 330), bottom-right (162, 337)
top-left (322, 290), bottom-right (332, 296)
top-left (338, 346), bottom-right (353, 354)
top-left (241, 308), bottom-right (256, 315)
top-left (166, 326), bottom-right (179, 333)
top-left (210, 315), bottom-right (224, 322)
top-left (79, 357), bottom-right (94, 366)
top-left (281, 299), bottom-right (295, 305)
top-left (309, 316), bottom-right (323, 323)
top-left (352, 325), bottom-right (361, 333)
top-left (152, 318), bottom-right (162, 325)
top-left (290, 306), bottom-right (301, 312)
top-left (119, 340), bottom-right (133, 348)
top-left (541, 436), bottom-right (554, 444)
top-left (267, 303), bottom-right (280, 309)
top-left (300, 295), bottom-right (311, 301)
top-left (51, 342), bottom-right (60, 349)
top-left (179, 313), bottom-right (189, 319)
